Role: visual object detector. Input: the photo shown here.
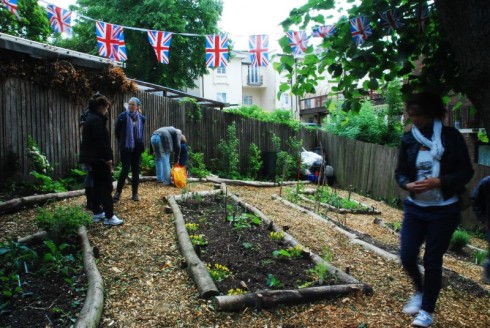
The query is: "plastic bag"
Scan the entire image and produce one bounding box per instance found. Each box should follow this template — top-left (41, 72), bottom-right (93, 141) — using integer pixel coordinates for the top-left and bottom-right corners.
top-left (171, 164), bottom-right (187, 188)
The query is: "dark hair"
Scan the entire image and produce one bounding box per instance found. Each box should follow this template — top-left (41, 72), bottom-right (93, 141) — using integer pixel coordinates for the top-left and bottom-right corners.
top-left (405, 92), bottom-right (446, 119)
top-left (88, 93), bottom-right (111, 112)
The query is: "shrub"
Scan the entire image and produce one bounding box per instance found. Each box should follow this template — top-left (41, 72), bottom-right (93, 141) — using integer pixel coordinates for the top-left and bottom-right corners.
top-left (247, 143), bottom-right (262, 180)
top-left (35, 205), bottom-right (92, 241)
top-left (450, 229), bottom-right (470, 252)
top-left (187, 147), bottom-right (209, 179)
top-left (216, 122), bottom-right (240, 179)
top-left (140, 148), bottom-right (155, 175)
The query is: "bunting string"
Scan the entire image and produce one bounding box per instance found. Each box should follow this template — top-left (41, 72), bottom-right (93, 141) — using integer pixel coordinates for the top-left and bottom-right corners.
top-left (2, 0), bottom-right (433, 68)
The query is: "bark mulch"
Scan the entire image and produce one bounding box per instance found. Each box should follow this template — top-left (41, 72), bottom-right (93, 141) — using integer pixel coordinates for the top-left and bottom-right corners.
top-left (1, 181), bottom-right (489, 327)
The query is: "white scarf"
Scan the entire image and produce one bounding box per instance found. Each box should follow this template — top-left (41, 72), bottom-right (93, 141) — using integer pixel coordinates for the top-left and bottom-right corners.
top-left (411, 119), bottom-right (445, 178)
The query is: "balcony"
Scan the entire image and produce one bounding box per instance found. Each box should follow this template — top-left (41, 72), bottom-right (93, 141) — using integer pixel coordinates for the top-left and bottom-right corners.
top-left (246, 74), bottom-right (263, 86)
top-left (299, 95), bottom-right (328, 115)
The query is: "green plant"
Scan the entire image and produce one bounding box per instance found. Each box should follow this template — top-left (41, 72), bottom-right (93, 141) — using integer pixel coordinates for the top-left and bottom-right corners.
top-left (227, 213), bottom-right (262, 230)
top-left (26, 135), bottom-right (53, 175)
top-left (216, 122), bottom-right (241, 179)
top-left (272, 245), bottom-right (303, 259)
top-left (227, 288), bottom-right (248, 295)
top-left (269, 231), bottom-right (284, 241)
top-left (261, 259), bottom-right (274, 267)
top-left (181, 97), bottom-right (202, 122)
top-left (450, 229), bottom-right (470, 252)
top-left (474, 249), bottom-right (489, 265)
top-left (242, 242), bottom-right (253, 250)
top-left (35, 205), bottom-right (92, 241)
top-left (112, 163), bottom-right (123, 180)
top-left (266, 274), bottom-right (283, 288)
top-left (140, 148), bottom-right (155, 175)
top-left (30, 171), bottom-right (67, 193)
top-left (207, 263), bottom-right (231, 282)
top-left (185, 223), bottom-right (199, 232)
top-left (42, 240), bottom-right (76, 282)
top-left (189, 234), bottom-right (208, 246)
top-left (187, 147), bottom-right (209, 179)
top-left (247, 143), bottom-right (262, 180)
top-left (271, 133), bottom-right (281, 151)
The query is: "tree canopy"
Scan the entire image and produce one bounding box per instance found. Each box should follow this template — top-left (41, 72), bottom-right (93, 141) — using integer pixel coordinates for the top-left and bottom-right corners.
top-left (0, 0), bottom-right (51, 42)
top-left (277, 0), bottom-right (490, 136)
top-left (54, 0), bottom-right (223, 90)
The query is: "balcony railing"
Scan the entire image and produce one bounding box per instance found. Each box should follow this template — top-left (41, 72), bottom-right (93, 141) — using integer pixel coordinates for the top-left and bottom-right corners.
top-left (247, 74), bottom-right (263, 86)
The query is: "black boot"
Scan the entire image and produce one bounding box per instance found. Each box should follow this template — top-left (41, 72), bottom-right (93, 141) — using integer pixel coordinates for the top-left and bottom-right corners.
top-left (113, 191), bottom-right (121, 203)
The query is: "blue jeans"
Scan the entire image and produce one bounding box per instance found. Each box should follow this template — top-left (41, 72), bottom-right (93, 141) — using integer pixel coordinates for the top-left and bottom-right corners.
top-left (151, 135), bottom-right (171, 185)
top-left (400, 200), bottom-right (460, 313)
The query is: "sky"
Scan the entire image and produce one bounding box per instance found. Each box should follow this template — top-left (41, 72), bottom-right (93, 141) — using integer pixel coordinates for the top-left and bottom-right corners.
top-left (46, 0), bottom-right (315, 51)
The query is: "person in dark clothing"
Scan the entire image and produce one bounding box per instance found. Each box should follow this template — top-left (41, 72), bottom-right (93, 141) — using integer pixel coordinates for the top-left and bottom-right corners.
top-left (79, 94), bottom-right (123, 226)
top-left (113, 97), bottom-right (146, 202)
top-left (394, 92), bottom-right (474, 327)
top-left (150, 126), bottom-right (181, 185)
top-left (179, 134), bottom-right (188, 168)
top-left (471, 176), bottom-right (490, 284)
top-left (79, 109), bottom-right (94, 210)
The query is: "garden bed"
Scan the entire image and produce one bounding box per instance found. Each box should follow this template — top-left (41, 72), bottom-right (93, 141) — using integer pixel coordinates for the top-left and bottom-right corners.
top-left (168, 185), bottom-right (372, 311)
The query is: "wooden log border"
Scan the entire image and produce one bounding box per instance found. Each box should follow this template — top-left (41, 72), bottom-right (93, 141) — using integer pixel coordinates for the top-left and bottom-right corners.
top-left (168, 183), bottom-right (373, 311)
top-left (17, 226), bottom-right (104, 328)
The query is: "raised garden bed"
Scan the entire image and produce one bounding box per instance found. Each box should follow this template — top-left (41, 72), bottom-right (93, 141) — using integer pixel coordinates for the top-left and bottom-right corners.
top-left (167, 185), bottom-right (372, 311)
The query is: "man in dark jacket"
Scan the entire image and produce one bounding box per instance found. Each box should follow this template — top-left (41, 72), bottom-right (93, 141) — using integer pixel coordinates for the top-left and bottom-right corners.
top-left (80, 94), bottom-right (123, 226)
top-left (471, 176), bottom-right (490, 284)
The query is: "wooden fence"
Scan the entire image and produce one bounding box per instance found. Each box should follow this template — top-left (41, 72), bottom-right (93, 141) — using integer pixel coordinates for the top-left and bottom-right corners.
top-left (1, 78), bottom-right (489, 226)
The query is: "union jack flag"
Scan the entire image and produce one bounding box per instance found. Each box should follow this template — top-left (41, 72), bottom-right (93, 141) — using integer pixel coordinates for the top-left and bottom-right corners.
top-left (312, 25), bottom-right (336, 38)
top-left (2, 0), bottom-right (20, 20)
top-left (248, 35), bottom-right (269, 67)
top-left (147, 30), bottom-right (172, 64)
top-left (47, 4), bottom-right (72, 36)
top-left (96, 21), bottom-right (127, 62)
top-left (379, 9), bottom-right (404, 34)
top-left (205, 34), bottom-right (228, 68)
top-left (350, 16), bottom-right (372, 46)
top-left (415, 4), bottom-right (429, 33)
top-left (286, 30), bottom-right (309, 58)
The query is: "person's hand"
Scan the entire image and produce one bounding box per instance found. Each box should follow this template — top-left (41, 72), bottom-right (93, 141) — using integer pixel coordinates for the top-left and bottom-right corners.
top-left (405, 177), bottom-right (441, 193)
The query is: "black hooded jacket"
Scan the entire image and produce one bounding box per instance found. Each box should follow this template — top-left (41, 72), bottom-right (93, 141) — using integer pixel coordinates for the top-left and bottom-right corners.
top-left (79, 110), bottom-right (113, 165)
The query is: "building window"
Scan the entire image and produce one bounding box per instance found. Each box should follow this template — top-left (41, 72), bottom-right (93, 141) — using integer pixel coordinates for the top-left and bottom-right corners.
top-left (247, 66), bottom-right (261, 85)
top-left (243, 95), bottom-right (253, 105)
top-left (217, 92), bottom-right (227, 103)
top-left (304, 99), bottom-right (312, 109)
top-left (216, 67), bottom-right (227, 75)
top-left (282, 94), bottom-right (289, 105)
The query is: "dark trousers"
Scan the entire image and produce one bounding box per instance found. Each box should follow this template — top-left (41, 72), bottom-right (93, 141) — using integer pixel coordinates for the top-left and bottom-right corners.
top-left (400, 200), bottom-right (460, 313)
top-left (91, 162), bottom-right (114, 219)
top-left (116, 149), bottom-right (141, 194)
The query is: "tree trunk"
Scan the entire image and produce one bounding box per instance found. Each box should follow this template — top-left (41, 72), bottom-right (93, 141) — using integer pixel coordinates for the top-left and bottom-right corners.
top-left (213, 284), bottom-right (373, 311)
top-left (435, 0), bottom-right (490, 134)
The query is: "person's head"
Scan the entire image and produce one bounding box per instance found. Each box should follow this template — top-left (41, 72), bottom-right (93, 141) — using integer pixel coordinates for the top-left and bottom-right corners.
top-left (128, 97), bottom-right (141, 113)
top-left (181, 134), bottom-right (187, 144)
top-left (89, 93), bottom-right (111, 116)
top-left (405, 92), bottom-right (446, 129)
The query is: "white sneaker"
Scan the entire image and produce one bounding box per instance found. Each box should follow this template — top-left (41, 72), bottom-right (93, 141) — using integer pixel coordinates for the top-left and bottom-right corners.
top-left (412, 310), bottom-right (433, 327)
top-left (403, 292), bottom-right (423, 315)
top-left (103, 215), bottom-right (124, 226)
top-left (93, 212), bottom-right (105, 223)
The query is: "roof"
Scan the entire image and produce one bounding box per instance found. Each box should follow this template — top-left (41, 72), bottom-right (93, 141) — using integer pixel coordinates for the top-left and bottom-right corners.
top-left (133, 79), bottom-right (229, 110)
top-left (0, 32), bottom-right (124, 69)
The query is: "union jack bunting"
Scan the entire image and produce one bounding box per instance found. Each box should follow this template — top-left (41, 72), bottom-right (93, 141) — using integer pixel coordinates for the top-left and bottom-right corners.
top-left (311, 25), bottom-right (336, 38)
top-left (248, 35), bottom-right (269, 67)
top-left (379, 9), bottom-right (404, 34)
top-left (47, 4), bottom-right (72, 36)
top-left (96, 21), bottom-right (127, 62)
top-left (147, 30), bottom-right (172, 64)
top-left (350, 16), bottom-right (372, 46)
top-left (205, 34), bottom-right (229, 68)
top-left (415, 4), bottom-right (429, 32)
top-left (2, 0), bottom-right (20, 20)
top-left (286, 30), bottom-right (309, 58)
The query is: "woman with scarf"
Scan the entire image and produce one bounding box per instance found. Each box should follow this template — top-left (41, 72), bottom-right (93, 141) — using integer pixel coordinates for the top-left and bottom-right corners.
top-left (395, 92), bottom-right (473, 327)
top-left (114, 97), bottom-right (146, 202)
